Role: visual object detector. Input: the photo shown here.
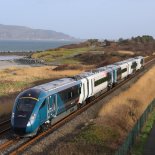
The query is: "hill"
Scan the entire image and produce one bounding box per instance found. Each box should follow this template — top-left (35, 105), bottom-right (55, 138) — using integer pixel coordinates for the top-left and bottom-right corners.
top-left (0, 24), bottom-right (75, 41)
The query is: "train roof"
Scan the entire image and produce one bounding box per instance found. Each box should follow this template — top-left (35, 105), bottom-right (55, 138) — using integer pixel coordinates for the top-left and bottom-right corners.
top-left (73, 72), bottom-right (95, 80)
top-left (34, 78), bottom-right (79, 91)
top-left (135, 56), bottom-right (144, 59)
top-left (93, 66), bottom-right (112, 73)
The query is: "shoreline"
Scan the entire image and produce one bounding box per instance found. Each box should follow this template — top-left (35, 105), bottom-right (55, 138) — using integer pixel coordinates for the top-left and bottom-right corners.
top-left (0, 51), bottom-right (34, 56)
top-left (0, 60), bottom-right (32, 70)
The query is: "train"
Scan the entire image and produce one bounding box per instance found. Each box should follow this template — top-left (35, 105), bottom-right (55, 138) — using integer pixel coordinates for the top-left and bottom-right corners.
top-left (11, 56), bottom-right (144, 137)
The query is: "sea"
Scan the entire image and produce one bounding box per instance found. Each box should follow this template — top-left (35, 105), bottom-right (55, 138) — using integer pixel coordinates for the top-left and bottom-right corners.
top-left (0, 40), bottom-right (78, 52)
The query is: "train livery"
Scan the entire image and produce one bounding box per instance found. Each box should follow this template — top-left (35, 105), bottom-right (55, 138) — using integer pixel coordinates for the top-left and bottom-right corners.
top-left (11, 56), bottom-right (144, 137)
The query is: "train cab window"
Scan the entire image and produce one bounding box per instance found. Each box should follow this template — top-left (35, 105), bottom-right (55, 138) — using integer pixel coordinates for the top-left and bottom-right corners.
top-left (17, 98), bottom-right (36, 112)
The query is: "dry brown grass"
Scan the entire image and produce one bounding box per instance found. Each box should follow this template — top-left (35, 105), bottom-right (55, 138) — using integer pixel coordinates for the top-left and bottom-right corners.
top-left (0, 66), bottom-right (82, 82)
top-left (95, 65), bottom-right (155, 150)
top-left (0, 66), bottom-right (82, 95)
top-left (117, 50), bottom-right (135, 55)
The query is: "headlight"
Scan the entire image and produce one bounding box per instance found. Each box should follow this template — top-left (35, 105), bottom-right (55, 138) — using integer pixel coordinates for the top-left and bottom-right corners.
top-left (11, 112), bottom-right (15, 125)
top-left (27, 114), bottom-right (36, 126)
top-left (11, 112), bottom-right (15, 119)
top-left (30, 114), bottom-right (36, 122)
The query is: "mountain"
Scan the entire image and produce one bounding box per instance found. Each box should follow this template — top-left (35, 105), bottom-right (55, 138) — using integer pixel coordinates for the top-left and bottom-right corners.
top-left (0, 24), bottom-right (75, 41)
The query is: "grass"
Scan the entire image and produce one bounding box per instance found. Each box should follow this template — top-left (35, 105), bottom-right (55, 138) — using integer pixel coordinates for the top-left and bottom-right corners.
top-left (31, 47), bottom-right (89, 63)
top-left (0, 81), bottom-right (29, 96)
top-left (131, 109), bottom-right (155, 155)
top-left (75, 125), bottom-right (120, 147)
top-left (117, 50), bottom-right (135, 55)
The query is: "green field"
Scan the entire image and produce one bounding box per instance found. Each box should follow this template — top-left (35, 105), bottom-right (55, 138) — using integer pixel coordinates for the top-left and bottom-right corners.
top-left (31, 47), bottom-right (90, 64)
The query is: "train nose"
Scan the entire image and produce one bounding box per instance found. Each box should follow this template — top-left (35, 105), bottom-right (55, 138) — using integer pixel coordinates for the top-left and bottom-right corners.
top-left (12, 113), bottom-right (31, 135)
top-left (13, 117), bottom-right (29, 135)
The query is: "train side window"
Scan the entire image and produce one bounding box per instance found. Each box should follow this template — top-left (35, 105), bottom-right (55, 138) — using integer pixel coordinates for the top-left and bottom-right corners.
top-left (40, 100), bottom-right (46, 109)
top-left (72, 86), bottom-right (80, 98)
top-left (60, 90), bottom-right (68, 102)
top-left (68, 91), bottom-right (72, 99)
top-left (49, 96), bottom-right (53, 108)
top-left (78, 87), bottom-right (81, 94)
top-left (121, 68), bottom-right (127, 73)
top-left (94, 76), bottom-right (109, 87)
top-left (131, 62), bottom-right (137, 69)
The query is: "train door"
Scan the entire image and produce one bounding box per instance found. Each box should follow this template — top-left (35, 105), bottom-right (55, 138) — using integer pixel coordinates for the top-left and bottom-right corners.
top-left (91, 79), bottom-right (94, 96)
top-left (127, 62), bottom-right (131, 75)
top-left (48, 95), bottom-right (58, 118)
top-left (109, 70), bottom-right (113, 84)
top-left (39, 99), bottom-right (48, 125)
top-left (86, 78), bottom-right (90, 97)
top-left (79, 79), bottom-right (87, 104)
top-left (87, 78), bottom-right (93, 97)
top-left (112, 69), bottom-right (116, 83)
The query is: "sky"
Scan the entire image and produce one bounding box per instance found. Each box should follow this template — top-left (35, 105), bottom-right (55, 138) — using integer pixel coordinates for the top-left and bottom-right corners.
top-left (0, 0), bottom-right (155, 39)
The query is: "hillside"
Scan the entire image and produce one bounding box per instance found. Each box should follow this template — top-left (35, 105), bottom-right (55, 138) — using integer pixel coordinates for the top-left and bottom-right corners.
top-left (0, 24), bottom-right (75, 41)
top-left (30, 35), bottom-right (155, 69)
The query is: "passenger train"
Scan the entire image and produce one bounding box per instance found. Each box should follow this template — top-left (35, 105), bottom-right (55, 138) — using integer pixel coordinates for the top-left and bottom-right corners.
top-left (11, 56), bottom-right (144, 137)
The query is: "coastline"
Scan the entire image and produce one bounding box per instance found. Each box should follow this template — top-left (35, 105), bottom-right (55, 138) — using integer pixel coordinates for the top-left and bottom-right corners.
top-left (0, 55), bottom-right (44, 70)
top-left (0, 51), bottom-right (33, 56)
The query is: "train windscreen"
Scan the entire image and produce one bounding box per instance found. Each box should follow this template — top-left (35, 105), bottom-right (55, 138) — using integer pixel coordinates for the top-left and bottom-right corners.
top-left (16, 98), bottom-right (37, 112)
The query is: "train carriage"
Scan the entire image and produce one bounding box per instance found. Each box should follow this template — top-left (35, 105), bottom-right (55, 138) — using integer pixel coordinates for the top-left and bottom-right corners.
top-left (135, 56), bottom-right (145, 70)
top-left (114, 61), bottom-right (129, 80)
top-left (11, 78), bottom-right (81, 136)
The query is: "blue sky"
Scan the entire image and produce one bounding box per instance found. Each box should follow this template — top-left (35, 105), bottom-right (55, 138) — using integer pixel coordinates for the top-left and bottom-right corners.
top-left (0, 0), bottom-right (155, 39)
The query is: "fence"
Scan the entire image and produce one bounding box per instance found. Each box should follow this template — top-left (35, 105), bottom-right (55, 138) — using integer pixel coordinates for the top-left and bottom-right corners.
top-left (114, 99), bottom-right (155, 155)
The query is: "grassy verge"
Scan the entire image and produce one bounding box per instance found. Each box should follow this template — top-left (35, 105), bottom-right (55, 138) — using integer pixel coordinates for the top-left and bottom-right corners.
top-left (131, 109), bottom-right (155, 155)
top-left (74, 124), bottom-right (119, 153)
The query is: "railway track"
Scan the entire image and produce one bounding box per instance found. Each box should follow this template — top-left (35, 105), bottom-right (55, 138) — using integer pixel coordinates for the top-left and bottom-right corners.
top-left (0, 119), bottom-right (11, 136)
top-left (0, 58), bottom-right (155, 155)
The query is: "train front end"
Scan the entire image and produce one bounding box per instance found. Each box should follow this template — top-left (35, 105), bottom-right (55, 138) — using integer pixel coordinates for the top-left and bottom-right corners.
top-left (11, 88), bottom-right (45, 137)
